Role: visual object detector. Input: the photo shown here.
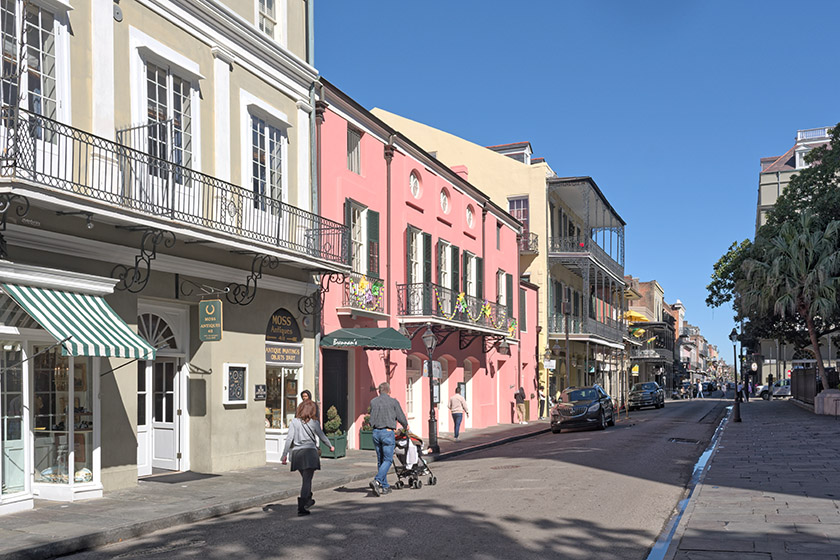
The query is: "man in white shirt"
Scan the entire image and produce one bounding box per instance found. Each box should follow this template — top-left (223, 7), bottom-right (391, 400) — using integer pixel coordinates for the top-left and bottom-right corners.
top-left (448, 386), bottom-right (469, 441)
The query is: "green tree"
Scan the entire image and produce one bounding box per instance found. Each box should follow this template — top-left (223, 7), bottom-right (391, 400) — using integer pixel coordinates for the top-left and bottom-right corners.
top-left (741, 212), bottom-right (840, 392)
top-left (706, 239), bottom-right (752, 309)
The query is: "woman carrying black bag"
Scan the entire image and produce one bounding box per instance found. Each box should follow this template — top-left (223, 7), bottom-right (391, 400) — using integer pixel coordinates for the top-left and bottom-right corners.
top-left (281, 400), bottom-right (334, 516)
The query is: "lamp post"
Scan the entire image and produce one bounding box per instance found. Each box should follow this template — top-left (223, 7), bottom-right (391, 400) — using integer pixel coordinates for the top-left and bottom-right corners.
top-left (729, 328), bottom-right (741, 422)
top-left (421, 323), bottom-right (439, 453)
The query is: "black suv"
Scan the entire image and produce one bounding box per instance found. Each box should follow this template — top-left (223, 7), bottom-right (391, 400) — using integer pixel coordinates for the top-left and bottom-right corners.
top-left (629, 382), bottom-right (665, 410)
top-left (550, 385), bottom-right (615, 433)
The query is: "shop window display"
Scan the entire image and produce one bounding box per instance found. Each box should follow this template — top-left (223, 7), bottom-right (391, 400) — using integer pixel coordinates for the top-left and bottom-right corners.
top-left (1, 342), bottom-right (25, 495)
top-left (265, 368), bottom-right (299, 429)
top-left (32, 346), bottom-right (93, 485)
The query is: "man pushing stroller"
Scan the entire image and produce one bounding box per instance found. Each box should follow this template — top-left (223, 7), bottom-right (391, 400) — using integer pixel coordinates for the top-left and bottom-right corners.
top-left (368, 382), bottom-right (409, 496)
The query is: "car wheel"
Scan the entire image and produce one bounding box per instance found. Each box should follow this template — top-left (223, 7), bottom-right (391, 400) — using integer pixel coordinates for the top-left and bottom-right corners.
top-left (551, 426), bottom-right (562, 434)
top-left (660, 400), bottom-right (665, 408)
top-left (762, 392), bottom-right (770, 400)
top-left (597, 410), bottom-right (606, 430)
top-left (607, 410), bottom-right (616, 426)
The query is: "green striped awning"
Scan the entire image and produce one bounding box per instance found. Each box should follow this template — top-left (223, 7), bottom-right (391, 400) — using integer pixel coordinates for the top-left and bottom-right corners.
top-left (2, 284), bottom-right (156, 359)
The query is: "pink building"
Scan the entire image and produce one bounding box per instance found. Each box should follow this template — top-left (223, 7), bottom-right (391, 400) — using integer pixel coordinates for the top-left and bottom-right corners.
top-left (317, 80), bottom-right (539, 448)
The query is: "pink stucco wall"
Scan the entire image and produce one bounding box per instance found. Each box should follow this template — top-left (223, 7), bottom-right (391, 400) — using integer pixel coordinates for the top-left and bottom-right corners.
top-left (318, 85), bottom-right (537, 446)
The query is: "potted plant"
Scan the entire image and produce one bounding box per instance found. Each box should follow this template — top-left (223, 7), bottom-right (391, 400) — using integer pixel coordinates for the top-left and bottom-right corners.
top-left (359, 406), bottom-right (374, 450)
top-left (320, 406), bottom-right (347, 458)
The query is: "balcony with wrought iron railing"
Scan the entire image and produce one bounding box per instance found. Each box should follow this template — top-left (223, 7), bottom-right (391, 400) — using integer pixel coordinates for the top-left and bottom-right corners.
top-left (342, 272), bottom-right (385, 315)
top-left (548, 236), bottom-right (623, 278)
top-left (0, 107), bottom-right (349, 266)
top-left (630, 347), bottom-right (674, 361)
top-left (519, 232), bottom-right (539, 254)
top-left (547, 313), bottom-right (624, 342)
top-left (396, 282), bottom-right (513, 334)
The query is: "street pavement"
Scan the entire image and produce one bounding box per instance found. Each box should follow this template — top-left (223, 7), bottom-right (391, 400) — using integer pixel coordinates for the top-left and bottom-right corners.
top-left (664, 396), bottom-right (840, 560)
top-left (59, 398), bottom-right (727, 560)
top-left (0, 419), bottom-right (549, 560)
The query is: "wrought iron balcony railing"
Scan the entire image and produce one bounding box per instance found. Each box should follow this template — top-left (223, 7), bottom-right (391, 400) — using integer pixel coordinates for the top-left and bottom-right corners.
top-left (396, 282), bottom-right (512, 334)
top-left (519, 232), bottom-right (539, 254)
top-left (548, 236), bottom-right (623, 278)
top-left (547, 313), bottom-right (624, 342)
top-left (0, 107), bottom-right (349, 264)
top-left (343, 272), bottom-right (385, 314)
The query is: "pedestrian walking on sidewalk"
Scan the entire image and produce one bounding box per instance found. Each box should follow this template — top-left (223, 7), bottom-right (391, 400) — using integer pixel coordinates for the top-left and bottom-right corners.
top-left (515, 387), bottom-right (527, 424)
top-left (368, 382), bottom-right (408, 496)
top-left (696, 381), bottom-right (704, 398)
top-left (448, 386), bottom-right (469, 441)
top-left (281, 400), bottom-right (333, 516)
top-left (538, 385), bottom-right (547, 418)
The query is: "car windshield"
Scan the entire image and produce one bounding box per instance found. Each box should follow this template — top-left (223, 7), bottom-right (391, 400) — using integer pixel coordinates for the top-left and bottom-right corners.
top-left (562, 388), bottom-right (597, 402)
top-left (631, 383), bottom-right (658, 392)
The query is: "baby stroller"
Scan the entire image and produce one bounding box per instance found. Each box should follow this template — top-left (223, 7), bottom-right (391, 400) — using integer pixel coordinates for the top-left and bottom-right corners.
top-left (393, 429), bottom-right (437, 489)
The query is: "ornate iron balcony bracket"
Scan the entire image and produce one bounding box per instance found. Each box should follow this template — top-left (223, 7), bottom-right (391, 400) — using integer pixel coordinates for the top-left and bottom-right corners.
top-left (484, 334), bottom-right (506, 353)
top-left (226, 254), bottom-right (281, 306)
top-left (0, 193), bottom-right (30, 259)
top-left (297, 271), bottom-right (347, 316)
top-left (459, 331), bottom-right (482, 350)
top-left (112, 228), bottom-right (176, 293)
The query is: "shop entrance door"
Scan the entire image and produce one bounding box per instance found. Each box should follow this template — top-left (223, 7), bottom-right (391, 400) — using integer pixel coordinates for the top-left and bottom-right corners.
top-left (322, 349), bottom-right (348, 430)
top-left (151, 359), bottom-right (180, 471)
top-left (137, 358), bottom-right (180, 475)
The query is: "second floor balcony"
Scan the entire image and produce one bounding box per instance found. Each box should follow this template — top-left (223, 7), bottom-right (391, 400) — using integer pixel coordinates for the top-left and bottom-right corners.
top-left (397, 282), bottom-right (513, 335)
top-left (519, 232), bottom-right (539, 254)
top-left (339, 272), bottom-right (386, 316)
top-left (547, 313), bottom-right (624, 343)
top-left (0, 107), bottom-right (349, 268)
top-left (548, 236), bottom-right (623, 279)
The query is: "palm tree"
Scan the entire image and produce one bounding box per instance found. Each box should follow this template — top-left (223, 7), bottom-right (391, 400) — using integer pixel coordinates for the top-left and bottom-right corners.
top-left (742, 211), bottom-right (840, 392)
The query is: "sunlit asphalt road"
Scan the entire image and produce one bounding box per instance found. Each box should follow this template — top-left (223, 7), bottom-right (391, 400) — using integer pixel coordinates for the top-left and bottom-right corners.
top-left (66, 396), bottom-right (728, 560)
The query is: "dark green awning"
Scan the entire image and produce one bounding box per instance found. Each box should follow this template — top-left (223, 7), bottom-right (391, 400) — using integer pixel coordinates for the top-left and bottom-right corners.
top-left (321, 328), bottom-right (411, 350)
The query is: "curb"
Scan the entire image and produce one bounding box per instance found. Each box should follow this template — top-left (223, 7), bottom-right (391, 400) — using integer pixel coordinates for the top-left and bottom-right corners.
top-left (656, 405), bottom-right (732, 560)
top-left (1, 427), bottom-right (549, 560)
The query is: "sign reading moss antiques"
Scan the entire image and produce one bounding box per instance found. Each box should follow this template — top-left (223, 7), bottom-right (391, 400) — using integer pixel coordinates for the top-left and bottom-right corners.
top-left (265, 309), bottom-right (303, 366)
top-left (199, 299), bottom-right (223, 342)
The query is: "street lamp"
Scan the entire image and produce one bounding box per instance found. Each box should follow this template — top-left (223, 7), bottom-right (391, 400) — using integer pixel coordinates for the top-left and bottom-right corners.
top-left (729, 328), bottom-right (742, 422)
top-left (421, 323), bottom-right (440, 453)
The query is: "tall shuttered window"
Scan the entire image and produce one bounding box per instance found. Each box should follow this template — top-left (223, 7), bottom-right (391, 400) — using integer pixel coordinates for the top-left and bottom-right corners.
top-left (347, 127), bottom-right (362, 174)
top-left (519, 288), bottom-right (527, 332)
top-left (146, 62), bottom-right (193, 182)
top-left (258, 0), bottom-right (276, 37)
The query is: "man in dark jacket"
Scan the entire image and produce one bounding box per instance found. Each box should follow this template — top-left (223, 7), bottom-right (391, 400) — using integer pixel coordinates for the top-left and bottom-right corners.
top-left (368, 382), bottom-right (408, 496)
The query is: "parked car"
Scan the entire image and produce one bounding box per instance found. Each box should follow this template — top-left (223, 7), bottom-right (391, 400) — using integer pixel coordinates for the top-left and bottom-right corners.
top-left (758, 379), bottom-right (791, 400)
top-left (629, 382), bottom-right (665, 410)
top-left (550, 385), bottom-right (615, 433)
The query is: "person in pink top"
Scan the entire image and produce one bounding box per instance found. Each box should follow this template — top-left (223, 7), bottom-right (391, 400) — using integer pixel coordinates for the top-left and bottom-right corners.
top-left (448, 386), bottom-right (469, 441)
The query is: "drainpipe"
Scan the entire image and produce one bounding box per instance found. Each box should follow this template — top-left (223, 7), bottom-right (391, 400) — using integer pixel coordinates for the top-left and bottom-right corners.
top-left (312, 81), bottom-right (327, 405)
top-left (306, 0), bottom-right (315, 66)
top-left (385, 136), bottom-right (396, 318)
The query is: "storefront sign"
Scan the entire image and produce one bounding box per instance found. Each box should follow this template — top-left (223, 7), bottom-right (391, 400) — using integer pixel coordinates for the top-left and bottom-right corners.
top-left (254, 384), bottom-right (267, 401)
top-left (265, 308), bottom-right (302, 343)
top-left (199, 299), bottom-right (223, 342)
top-left (223, 363), bottom-right (247, 405)
top-left (266, 343), bottom-right (303, 365)
top-left (543, 359), bottom-right (556, 369)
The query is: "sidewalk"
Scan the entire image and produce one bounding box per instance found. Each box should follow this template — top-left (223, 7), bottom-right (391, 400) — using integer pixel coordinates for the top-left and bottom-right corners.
top-left (0, 420), bottom-right (549, 560)
top-left (665, 399), bottom-right (840, 559)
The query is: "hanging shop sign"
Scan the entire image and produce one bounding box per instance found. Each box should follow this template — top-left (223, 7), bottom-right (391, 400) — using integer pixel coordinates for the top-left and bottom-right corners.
top-left (266, 343), bottom-right (303, 365)
top-left (265, 308), bottom-right (302, 343)
top-left (199, 299), bottom-right (223, 342)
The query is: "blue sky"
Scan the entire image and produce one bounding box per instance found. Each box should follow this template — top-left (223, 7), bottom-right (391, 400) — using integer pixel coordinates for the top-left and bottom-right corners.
top-left (314, 0), bottom-right (840, 357)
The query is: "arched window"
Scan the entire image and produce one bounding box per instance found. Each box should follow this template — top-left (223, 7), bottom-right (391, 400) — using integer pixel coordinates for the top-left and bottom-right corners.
top-left (792, 348), bottom-right (816, 361)
top-left (137, 313), bottom-right (177, 350)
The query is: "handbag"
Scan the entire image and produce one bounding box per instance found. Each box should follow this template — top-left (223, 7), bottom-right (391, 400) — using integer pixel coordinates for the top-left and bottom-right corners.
top-left (301, 421), bottom-right (322, 457)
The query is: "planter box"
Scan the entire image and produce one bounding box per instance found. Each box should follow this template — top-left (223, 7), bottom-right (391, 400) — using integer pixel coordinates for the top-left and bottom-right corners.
top-left (359, 429), bottom-right (374, 450)
top-left (320, 433), bottom-right (347, 459)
